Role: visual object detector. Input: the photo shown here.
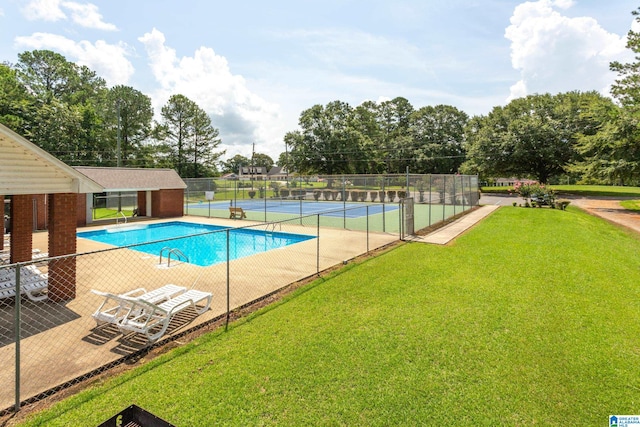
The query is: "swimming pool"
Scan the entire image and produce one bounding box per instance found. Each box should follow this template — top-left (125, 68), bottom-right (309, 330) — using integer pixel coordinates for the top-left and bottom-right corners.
top-left (77, 221), bottom-right (315, 267)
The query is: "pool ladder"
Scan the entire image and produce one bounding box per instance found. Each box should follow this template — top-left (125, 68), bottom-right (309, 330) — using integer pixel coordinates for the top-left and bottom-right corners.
top-left (265, 222), bottom-right (280, 235)
top-left (159, 246), bottom-right (189, 267)
top-left (115, 211), bottom-right (127, 225)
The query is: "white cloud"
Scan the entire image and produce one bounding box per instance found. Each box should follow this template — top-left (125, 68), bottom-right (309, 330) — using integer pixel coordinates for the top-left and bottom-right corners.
top-left (505, 0), bottom-right (630, 101)
top-left (22, 0), bottom-right (66, 21)
top-left (61, 2), bottom-right (117, 31)
top-left (138, 28), bottom-right (284, 159)
top-left (552, 0), bottom-right (574, 10)
top-left (21, 0), bottom-right (116, 31)
top-left (14, 33), bottom-right (134, 85)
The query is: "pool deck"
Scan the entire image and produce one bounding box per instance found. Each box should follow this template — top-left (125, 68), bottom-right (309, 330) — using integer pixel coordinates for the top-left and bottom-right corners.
top-left (1, 216), bottom-right (398, 411)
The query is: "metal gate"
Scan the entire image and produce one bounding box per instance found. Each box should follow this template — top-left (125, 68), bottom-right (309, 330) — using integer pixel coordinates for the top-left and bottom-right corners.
top-left (401, 197), bottom-right (414, 239)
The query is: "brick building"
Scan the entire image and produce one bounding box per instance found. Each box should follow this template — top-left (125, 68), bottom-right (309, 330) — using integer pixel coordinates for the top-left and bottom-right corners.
top-left (0, 123), bottom-right (103, 301)
top-left (73, 167), bottom-right (186, 226)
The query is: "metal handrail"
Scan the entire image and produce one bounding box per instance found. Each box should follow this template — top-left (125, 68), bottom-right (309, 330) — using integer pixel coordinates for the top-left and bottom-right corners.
top-left (167, 248), bottom-right (188, 267)
top-left (159, 247), bottom-right (189, 267)
top-left (115, 211), bottom-right (127, 225)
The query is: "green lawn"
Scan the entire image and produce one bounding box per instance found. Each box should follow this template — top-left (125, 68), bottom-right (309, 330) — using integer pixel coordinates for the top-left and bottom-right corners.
top-left (17, 206), bottom-right (640, 426)
top-left (92, 207), bottom-right (134, 220)
top-left (482, 184), bottom-right (640, 198)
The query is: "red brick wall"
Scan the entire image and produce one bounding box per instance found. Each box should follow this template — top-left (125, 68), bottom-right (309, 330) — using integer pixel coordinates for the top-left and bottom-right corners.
top-left (151, 189), bottom-right (184, 218)
top-left (33, 194), bottom-right (47, 230)
top-left (10, 194), bottom-right (34, 263)
top-left (76, 194), bottom-right (87, 227)
top-left (137, 191), bottom-right (147, 216)
top-left (0, 195), bottom-right (4, 251)
top-left (48, 193), bottom-right (77, 302)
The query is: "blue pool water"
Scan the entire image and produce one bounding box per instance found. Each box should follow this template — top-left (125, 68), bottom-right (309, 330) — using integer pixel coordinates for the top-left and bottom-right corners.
top-left (77, 221), bottom-right (315, 267)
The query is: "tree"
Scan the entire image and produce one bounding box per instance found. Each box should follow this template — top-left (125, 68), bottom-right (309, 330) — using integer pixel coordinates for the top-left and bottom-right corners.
top-left (251, 153), bottom-right (275, 171)
top-left (106, 85), bottom-right (154, 166)
top-left (610, 8), bottom-right (640, 110)
top-left (377, 97), bottom-right (414, 173)
top-left (191, 105), bottom-right (223, 177)
top-left (222, 154), bottom-right (250, 174)
top-left (15, 50), bottom-right (106, 106)
top-left (287, 101), bottom-right (366, 175)
top-left (160, 94), bottom-right (224, 177)
top-left (410, 105), bottom-right (468, 174)
top-left (12, 50), bottom-right (111, 165)
top-left (161, 94), bottom-right (195, 175)
top-left (463, 92), bottom-right (605, 183)
top-left (574, 7), bottom-right (640, 185)
top-left (353, 101), bottom-right (385, 173)
top-left (0, 63), bottom-right (30, 131)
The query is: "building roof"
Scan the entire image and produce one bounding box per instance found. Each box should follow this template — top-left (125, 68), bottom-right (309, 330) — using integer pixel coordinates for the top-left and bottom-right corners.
top-left (268, 166), bottom-right (289, 176)
top-left (239, 166), bottom-right (268, 175)
top-left (74, 167), bottom-right (187, 192)
top-left (0, 123), bottom-right (103, 195)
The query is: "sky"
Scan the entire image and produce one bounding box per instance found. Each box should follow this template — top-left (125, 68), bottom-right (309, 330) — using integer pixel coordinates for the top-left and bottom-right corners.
top-left (0, 0), bottom-right (638, 162)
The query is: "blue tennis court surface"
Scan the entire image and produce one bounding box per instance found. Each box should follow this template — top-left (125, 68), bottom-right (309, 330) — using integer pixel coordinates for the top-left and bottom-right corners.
top-left (187, 200), bottom-right (399, 218)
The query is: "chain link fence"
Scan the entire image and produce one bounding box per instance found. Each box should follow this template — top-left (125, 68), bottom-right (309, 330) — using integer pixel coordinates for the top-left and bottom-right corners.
top-left (1, 173), bottom-right (478, 414)
top-left (1, 211), bottom-right (399, 414)
top-left (184, 174), bottom-right (479, 233)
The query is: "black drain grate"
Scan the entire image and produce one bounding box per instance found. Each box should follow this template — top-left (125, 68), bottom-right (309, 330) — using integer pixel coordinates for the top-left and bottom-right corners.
top-left (97, 405), bottom-right (175, 427)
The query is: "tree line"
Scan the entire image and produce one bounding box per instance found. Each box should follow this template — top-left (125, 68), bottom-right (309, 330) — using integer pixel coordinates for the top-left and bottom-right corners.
top-left (0, 50), bottom-right (224, 177)
top-left (2, 7), bottom-right (640, 183)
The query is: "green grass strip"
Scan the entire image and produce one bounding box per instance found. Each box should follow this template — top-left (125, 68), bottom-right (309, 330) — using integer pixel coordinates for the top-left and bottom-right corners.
top-left (482, 184), bottom-right (640, 198)
top-left (18, 206), bottom-right (640, 426)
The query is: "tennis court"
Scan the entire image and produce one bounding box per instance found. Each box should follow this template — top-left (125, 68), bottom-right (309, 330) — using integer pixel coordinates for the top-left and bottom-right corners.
top-left (187, 199), bottom-right (399, 218)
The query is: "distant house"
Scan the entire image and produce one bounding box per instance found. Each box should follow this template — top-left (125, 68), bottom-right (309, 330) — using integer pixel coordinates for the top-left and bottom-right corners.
top-left (239, 166), bottom-right (268, 178)
top-left (267, 166), bottom-right (289, 181)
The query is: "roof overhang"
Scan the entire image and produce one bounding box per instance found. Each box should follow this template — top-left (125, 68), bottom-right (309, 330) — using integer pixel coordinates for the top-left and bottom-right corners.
top-left (0, 124), bottom-right (104, 195)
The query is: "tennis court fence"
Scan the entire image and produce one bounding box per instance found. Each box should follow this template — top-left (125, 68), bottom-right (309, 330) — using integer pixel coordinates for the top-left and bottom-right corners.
top-left (184, 173), bottom-right (479, 234)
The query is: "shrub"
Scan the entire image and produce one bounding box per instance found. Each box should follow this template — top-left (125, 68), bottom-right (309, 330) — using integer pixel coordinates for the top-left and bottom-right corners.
top-left (387, 190), bottom-right (396, 202)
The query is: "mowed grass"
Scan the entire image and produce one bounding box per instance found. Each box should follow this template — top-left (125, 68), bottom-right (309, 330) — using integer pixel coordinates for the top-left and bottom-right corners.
top-left (482, 184), bottom-right (640, 197)
top-left (17, 207), bottom-right (640, 426)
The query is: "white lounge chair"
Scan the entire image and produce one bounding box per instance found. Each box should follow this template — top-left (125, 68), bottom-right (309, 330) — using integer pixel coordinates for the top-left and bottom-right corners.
top-left (117, 289), bottom-right (212, 342)
top-left (91, 284), bottom-right (187, 326)
top-left (0, 249), bottom-right (48, 265)
top-left (0, 265), bottom-right (48, 301)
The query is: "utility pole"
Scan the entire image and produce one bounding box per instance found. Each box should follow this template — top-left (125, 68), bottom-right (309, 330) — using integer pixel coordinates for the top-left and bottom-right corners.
top-left (116, 99), bottom-right (122, 168)
top-left (116, 99), bottom-right (122, 212)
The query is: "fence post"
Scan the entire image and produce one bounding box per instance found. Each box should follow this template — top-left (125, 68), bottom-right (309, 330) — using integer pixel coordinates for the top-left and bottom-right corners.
top-left (453, 175), bottom-right (457, 216)
top-left (428, 174), bottom-right (432, 227)
top-left (225, 229), bottom-right (230, 330)
top-left (442, 175), bottom-right (446, 222)
top-left (382, 177), bottom-right (386, 233)
top-left (342, 177), bottom-right (346, 229)
top-left (366, 206), bottom-right (369, 253)
top-left (316, 214), bottom-right (320, 274)
top-left (14, 265), bottom-right (21, 412)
